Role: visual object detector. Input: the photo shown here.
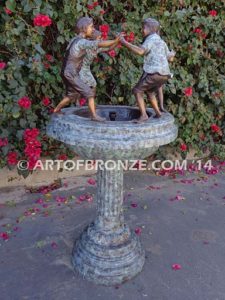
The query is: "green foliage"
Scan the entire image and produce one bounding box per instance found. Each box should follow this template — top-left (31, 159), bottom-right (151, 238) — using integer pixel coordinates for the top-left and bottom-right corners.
top-left (0, 0), bottom-right (225, 173)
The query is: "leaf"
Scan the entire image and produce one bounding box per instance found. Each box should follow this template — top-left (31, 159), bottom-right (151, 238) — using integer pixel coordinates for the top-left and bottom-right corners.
top-left (6, 0), bottom-right (16, 12)
top-left (34, 44), bottom-right (45, 55)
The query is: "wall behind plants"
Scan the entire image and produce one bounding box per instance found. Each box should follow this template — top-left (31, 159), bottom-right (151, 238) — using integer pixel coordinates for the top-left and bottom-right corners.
top-left (0, 0), bottom-right (224, 177)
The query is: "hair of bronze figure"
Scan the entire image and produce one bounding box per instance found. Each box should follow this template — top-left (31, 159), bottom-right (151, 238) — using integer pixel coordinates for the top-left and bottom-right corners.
top-left (75, 17), bottom-right (93, 34)
top-left (143, 18), bottom-right (160, 34)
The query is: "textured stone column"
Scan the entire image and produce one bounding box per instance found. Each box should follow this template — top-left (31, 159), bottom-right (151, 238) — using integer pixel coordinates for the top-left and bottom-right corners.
top-left (72, 161), bottom-right (145, 286)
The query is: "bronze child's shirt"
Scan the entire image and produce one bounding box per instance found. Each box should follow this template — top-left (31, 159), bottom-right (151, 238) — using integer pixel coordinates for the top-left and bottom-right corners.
top-left (141, 33), bottom-right (173, 77)
top-left (62, 37), bottom-right (100, 78)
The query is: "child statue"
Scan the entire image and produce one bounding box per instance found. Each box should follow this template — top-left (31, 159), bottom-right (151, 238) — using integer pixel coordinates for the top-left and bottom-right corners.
top-left (120, 18), bottom-right (174, 122)
top-left (54, 17), bottom-right (121, 122)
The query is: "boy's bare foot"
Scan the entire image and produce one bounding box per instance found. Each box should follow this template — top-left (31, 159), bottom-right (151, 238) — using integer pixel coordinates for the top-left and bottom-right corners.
top-left (153, 113), bottom-right (162, 119)
top-left (160, 107), bottom-right (167, 113)
top-left (91, 115), bottom-right (106, 122)
top-left (132, 115), bottom-right (149, 123)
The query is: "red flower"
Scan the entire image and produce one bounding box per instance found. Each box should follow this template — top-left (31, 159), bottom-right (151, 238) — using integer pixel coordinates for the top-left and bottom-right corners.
top-left (33, 14), bottom-right (52, 27)
top-left (4, 7), bottom-right (12, 15)
top-left (87, 178), bottom-right (96, 185)
top-left (200, 33), bottom-right (207, 39)
top-left (216, 49), bottom-right (224, 58)
top-left (7, 151), bottom-right (18, 165)
top-left (209, 10), bottom-right (217, 17)
top-left (100, 9), bottom-right (105, 15)
top-left (87, 4), bottom-right (94, 10)
top-left (79, 98), bottom-right (87, 106)
top-left (24, 128), bottom-right (40, 141)
top-left (93, 1), bottom-right (99, 7)
top-left (0, 232), bottom-right (9, 240)
top-left (0, 62), bottom-right (6, 69)
top-left (58, 154), bottom-right (68, 161)
top-left (42, 97), bottom-right (51, 106)
top-left (193, 28), bottom-right (207, 39)
top-left (18, 96), bottom-right (31, 109)
top-left (183, 87), bottom-right (193, 97)
top-left (0, 138), bottom-right (8, 147)
top-left (43, 62), bottom-right (50, 69)
top-left (108, 50), bottom-right (116, 57)
top-left (135, 227), bottom-right (142, 235)
top-left (99, 24), bottom-right (110, 33)
top-left (101, 31), bottom-right (108, 40)
top-left (211, 124), bottom-right (220, 133)
top-left (193, 28), bottom-right (202, 34)
top-left (125, 32), bottom-right (135, 43)
top-left (180, 143), bottom-right (187, 152)
top-left (27, 157), bottom-right (40, 170)
top-left (45, 54), bottom-right (54, 62)
top-left (172, 264), bottom-right (181, 270)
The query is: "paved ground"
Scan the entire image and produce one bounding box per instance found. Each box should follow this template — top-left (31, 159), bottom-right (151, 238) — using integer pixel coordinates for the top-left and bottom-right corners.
top-left (0, 166), bottom-right (225, 300)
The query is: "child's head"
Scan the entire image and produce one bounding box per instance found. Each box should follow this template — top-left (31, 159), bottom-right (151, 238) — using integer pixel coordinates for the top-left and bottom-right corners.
top-left (142, 18), bottom-right (160, 37)
top-left (75, 17), bottom-right (95, 37)
top-left (90, 30), bottom-right (102, 40)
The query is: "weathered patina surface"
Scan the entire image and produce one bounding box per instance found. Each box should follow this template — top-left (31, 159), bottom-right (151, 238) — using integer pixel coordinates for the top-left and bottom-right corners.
top-left (46, 106), bottom-right (177, 285)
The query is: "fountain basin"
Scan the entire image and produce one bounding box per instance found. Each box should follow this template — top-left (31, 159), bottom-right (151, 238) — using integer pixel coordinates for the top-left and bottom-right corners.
top-left (46, 105), bottom-right (178, 160)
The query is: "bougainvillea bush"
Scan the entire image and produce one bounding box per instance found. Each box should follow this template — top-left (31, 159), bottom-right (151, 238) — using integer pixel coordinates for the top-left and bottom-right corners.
top-left (0, 0), bottom-right (224, 176)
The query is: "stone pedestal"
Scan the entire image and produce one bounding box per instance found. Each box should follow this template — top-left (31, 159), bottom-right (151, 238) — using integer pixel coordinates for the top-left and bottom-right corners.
top-left (72, 162), bottom-right (145, 286)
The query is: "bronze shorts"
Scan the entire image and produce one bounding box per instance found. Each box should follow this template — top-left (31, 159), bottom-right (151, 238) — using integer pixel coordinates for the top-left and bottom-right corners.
top-left (61, 72), bottom-right (96, 101)
top-left (132, 72), bottom-right (170, 98)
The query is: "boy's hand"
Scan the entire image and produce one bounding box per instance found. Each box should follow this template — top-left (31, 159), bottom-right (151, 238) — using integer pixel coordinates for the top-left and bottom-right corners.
top-left (119, 36), bottom-right (126, 44)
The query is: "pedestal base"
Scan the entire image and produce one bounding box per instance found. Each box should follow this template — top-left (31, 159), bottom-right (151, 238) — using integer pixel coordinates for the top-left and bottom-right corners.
top-left (72, 221), bottom-right (145, 286)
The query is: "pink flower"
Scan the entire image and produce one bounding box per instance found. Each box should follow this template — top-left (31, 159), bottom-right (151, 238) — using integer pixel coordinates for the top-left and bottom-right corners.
top-left (33, 14), bottom-right (52, 27)
top-left (100, 9), bottom-right (105, 15)
top-left (87, 178), bottom-right (96, 185)
top-left (35, 198), bottom-right (44, 204)
top-left (183, 87), bottom-right (193, 97)
top-left (79, 98), bottom-right (86, 106)
top-left (7, 151), bottom-right (18, 165)
top-left (42, 97), bottom-right (51, 106)
top-left (0, 138), bottom-right (8, 147)
top-left (55, 196), bottom-right (67, 203)
top-left (18, 96), bottom-right (31, 109)
top-left (79, 195), bottom-right (86, 201)
top-left (180, 143), bottom-right (187, 152)
top-left (0, 62), bottom-right (7, 69)
top-left (0, 232), bottom-right (9, 241)
top-left (131, 203), bottom-right (138, 208)
top-left (85, 194), bottom-right (93, 202)
top-left (172, 264), bottom-right (182, 270)
top-left (4, 7), bottom-right (12, 15)
top-left (209, 10), bottom-right (217, 17)
top-left (135, 227), bottom-right (142, 235)
top-left (108, 50), bottom-right (116, 57)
